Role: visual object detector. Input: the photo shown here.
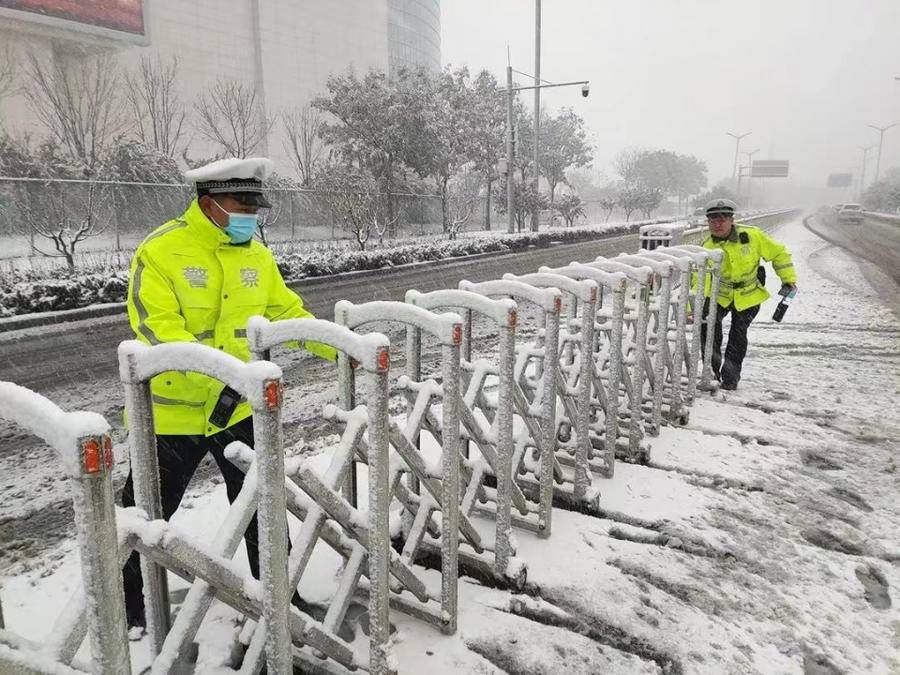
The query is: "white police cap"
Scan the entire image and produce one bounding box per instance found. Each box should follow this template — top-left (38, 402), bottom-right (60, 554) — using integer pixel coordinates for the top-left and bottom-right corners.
top-left (705, 198), bottom-right (737, 216)
top-left (184, 157), bottom-right (273, 207)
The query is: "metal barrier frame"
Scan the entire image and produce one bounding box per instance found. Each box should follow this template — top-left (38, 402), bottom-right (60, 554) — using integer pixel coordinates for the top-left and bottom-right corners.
top-left (334, 299), bottom-right (464, 634)
top-left (0, 381), bottom-right (130, 675)
top-left (634, 249), bottom-right (693, 414)
top-left (505, 272), bottom-right (600, 500)
top-left (668, 245), bottom-right (724, 393)
top-left (118, 341), bottom-right (292, 673)
top-left (404, 289), bottom-right (523, 580)
top-left (246, 316), bottom-right (394, 674)
top-left (458, 279), bottom-right (562, 537)
top-left (533, 265), bottom-right (628, 477)
top-left (614, 253), bottom-right (676, 433)
top-left (582, 258), bottom-right (654, 461)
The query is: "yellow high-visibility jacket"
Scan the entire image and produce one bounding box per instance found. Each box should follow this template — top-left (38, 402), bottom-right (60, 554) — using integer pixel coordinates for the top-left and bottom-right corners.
top-left (127, 199), bottom-right (335, 436)
top-left (700, 225), bottom-right (797, 311)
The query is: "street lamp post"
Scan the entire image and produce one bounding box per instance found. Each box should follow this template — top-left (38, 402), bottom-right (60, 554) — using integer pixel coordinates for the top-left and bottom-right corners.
top-left (506, 65), bottom-right (516, 234)
top-left (867, 122), bottom-right (897, 182)
top-left (503, 71), bottom-right (589, 234)
top-left (727, 130), bottom-right (752, 180)
top-left (858, 145), bottom-right (873, 199)
top-left (532, 0), bottom-right (542, 232)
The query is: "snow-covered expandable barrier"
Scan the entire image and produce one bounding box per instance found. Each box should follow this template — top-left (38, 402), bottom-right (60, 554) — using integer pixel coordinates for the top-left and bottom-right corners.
top-left (0, 381), bottom-right (130, 675)
top-left (334, 300), bottom-right (466, 635)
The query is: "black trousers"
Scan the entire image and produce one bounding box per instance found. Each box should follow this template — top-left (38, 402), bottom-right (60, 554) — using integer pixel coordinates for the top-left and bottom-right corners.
top-left (120, 417), bottom-right (259, 627)
top-left (700, 299), bottom-right (760, 385)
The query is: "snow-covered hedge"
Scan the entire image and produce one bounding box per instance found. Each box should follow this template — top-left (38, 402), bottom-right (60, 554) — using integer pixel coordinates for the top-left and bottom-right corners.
top-left (0, 223), bottom-right (646, 317)
top-left (0, 271), bottom-right (129, 317)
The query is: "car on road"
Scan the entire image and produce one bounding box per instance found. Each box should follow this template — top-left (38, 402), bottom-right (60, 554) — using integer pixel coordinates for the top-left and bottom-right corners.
top-left (836, 203), bottom-right (864, 225)
top-left (687, 207), bottom-right (706, 227)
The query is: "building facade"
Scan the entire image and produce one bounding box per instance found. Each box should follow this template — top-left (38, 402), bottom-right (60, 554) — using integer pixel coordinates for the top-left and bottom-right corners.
top-left (0, 0), bottom-right (441, 172)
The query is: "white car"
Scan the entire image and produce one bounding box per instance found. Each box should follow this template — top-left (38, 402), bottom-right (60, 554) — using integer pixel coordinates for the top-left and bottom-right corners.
top-left (836, 203), bottom-right (863, 225)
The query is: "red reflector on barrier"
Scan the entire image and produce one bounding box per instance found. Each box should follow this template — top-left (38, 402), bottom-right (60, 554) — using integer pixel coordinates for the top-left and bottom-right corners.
top-left (103, 435), bottom-right (114, 470)
top-left (264, 381), bottom-right (282, 410)
top-left (83, 439), bottom-right (101, 474)
top-left (508, 308), bottom-right (518, 328)
top-left (452, 324), bottom-right (462, 345)
top-left (554, 296), bottom-right (562, 313)
top-left (377, 348), bottom-right (390, 372)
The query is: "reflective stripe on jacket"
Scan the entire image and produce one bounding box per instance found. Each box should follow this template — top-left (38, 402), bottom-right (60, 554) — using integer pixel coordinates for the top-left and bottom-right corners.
top-left (701, 225), bottom-right (797, 311)
top-left (127, 199), bottom-right (335, 435)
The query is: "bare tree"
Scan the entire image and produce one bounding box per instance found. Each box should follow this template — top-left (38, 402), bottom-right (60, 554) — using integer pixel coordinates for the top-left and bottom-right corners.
top-left (20, 181), bottom-right (112, 271)
top-left (193, 78), bottom-right (273, 158)
top-left (124, 56), bottom-right (187, 157)
top-left (0, 45), bottom-right (17, 106)
top-left (446, 168), bottom-right (481, 239)
top-left (23, 50), bottom-right (129, 171)
top-left (282, 105), bottom-right (324, 186)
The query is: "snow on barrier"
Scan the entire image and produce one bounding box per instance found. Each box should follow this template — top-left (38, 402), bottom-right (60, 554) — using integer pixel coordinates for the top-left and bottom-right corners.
top-left (529, 264), bottom-right (629, 477)
top-left (404, 288), bottom-right (526, 582)
top-left (245, 316), bottom-right (395, 674)
top-left (0, 381), bottom-right (130, 675)
top-left (334, 299), bottom-right (468, 634)
top-left (457, 279), bottom-right (564, 536)
top-left (501, 272), bottom-right (602, 499)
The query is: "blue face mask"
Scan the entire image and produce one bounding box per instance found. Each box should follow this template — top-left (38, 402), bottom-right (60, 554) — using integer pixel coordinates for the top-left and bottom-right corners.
top-left (211, 200), bottom-right (259, 243)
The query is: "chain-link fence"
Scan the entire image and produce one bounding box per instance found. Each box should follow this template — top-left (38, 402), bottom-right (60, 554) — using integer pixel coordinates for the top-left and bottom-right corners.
top-left (0, 177), bottom-right (464, 264)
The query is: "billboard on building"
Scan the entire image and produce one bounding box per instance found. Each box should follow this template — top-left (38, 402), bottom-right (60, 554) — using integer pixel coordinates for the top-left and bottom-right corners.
top-left (0, 0), bottom-right (146, 40)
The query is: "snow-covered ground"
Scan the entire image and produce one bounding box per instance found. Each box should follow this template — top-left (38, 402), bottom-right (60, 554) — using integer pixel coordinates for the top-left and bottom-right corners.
top-left (2, 218), bottom-right (898, 673)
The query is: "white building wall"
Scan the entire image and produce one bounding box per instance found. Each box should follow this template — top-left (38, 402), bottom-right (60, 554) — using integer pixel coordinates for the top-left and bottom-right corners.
top-left (0, 0), bottom-right (402, 174)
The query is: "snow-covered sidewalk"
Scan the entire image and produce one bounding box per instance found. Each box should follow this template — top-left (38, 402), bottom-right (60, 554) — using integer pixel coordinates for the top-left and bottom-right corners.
top-left (2, 218), bottom-right (898, 673)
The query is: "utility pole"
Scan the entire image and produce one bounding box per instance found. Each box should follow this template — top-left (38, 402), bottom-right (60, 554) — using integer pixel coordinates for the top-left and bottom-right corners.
top-left (726, 130), bottom-right (752, 180)
top-left (867, 122), bottom-right (897, 182)
top-left (858, 145), bottom-right (873, 200)
top-left (506, 64), bottom-right (516, 234)
top-left (531, 0), bottom-right (542, 232)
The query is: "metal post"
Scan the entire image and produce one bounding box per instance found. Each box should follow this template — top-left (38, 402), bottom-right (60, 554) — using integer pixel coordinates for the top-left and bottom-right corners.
top-left (366, 353), bottom-right (393, 675)
top-left (120, 359), bottom-right (171, 656)
top-left (74, 433), bottom-right (132, 674)
top-left (494, 308), bottom-right (516, 574)
top-left (254, 377), bottom-right (292, 674)
top-left (439, 341), bottom-right (461, 634)
top-left (403, 324), bottom-right (422, 537)
top-left (506, 65), bottom-right (516, 235)
top-left (701, 255), bottom-right (722, 391)
top-left (337, 350), bottom-right (358, 509)
top-left (532, 0), bottom-right (541, 233)
top-left (538, 302), bottom-right (559, 537)
top-left (607, 284), bottom-right (626, 471)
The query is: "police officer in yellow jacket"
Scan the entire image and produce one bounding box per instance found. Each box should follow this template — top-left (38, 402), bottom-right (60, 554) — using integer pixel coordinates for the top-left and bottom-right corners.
top-left (700, 198), bottom-right (797, 390)
top-left (121, 157), bottom-right (331, 630)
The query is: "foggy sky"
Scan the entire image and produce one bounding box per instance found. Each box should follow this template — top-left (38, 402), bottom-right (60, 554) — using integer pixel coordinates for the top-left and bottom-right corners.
top-left (441, 0), bottom-right (900, 192)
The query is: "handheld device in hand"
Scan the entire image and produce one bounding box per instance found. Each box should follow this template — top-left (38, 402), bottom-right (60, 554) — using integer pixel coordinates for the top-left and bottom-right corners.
top-left (209, 386), bottom-right (242, 428)
top-left (772, 287), bottom-right (796, 323)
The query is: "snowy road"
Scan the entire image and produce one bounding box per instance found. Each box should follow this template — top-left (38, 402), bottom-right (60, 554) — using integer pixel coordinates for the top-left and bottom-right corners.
top-left (2, 218), bottom-right (899, 673)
